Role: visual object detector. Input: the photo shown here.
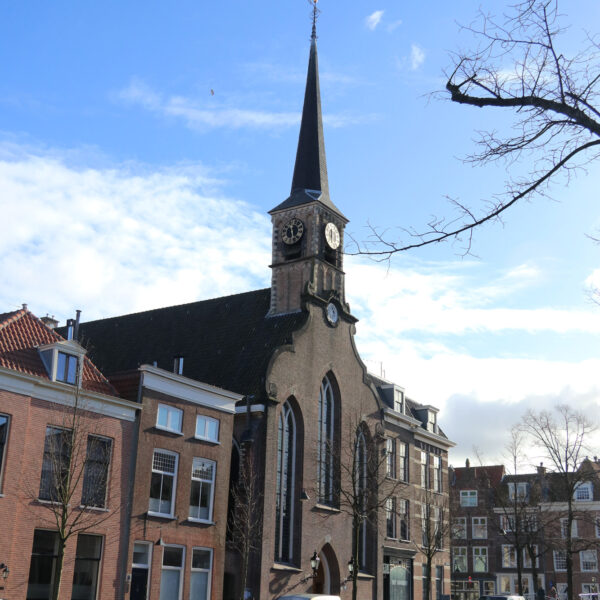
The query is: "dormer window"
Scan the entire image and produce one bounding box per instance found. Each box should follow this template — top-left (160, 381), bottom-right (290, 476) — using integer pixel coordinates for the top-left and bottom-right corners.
top-left (575, 481), bottom-right (593, 501)
top-left (427, 411), bottom-right (437, 433)
top-left (38, 340), bottom-right (86, 386)
top-left (56, 352), bottom-right (78, 384)
top-left (394, 389), bottom-right (404, 414)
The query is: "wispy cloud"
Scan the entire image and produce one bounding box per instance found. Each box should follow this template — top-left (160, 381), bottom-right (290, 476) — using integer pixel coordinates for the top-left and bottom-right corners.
top-left (115, 78), bottom-right (371, 131)
top-left (410, 44), bottom-right (426, 70)
top-left (365, 10), bottom-right (384, 31)
top-left (386, 19), bottom-right (403, 32)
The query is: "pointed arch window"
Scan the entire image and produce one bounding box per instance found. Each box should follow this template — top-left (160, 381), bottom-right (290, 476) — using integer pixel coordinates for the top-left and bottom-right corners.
top-left (275, 402), bottom-right (296, 563)
top-left (318, 376), bottom-right (336, 505)
top-left (355, 428), bottom-right (368, 570)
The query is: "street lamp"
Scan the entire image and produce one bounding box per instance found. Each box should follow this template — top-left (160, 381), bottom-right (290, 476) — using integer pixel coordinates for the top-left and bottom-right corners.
top-left (0, 564), bottom-right (8, 580)
top-left (310, 551), bottom-right (320, 577)
top-left (348, 559), bottom-right (354, 575)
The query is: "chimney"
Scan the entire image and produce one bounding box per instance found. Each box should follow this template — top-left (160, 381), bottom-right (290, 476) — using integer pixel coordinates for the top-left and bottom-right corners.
top-left (41, 314), bottom-right (59, 330)
top-left (465, 458), bottom-right (470, 469)
top-left (66, 319), bottom-right (75, 341)
top-left (537, 462), bottom-right (545, 476)
top-left (74, 309), bottom-right (81, 341)
top-left (173, 356), bottom-right (184, 375)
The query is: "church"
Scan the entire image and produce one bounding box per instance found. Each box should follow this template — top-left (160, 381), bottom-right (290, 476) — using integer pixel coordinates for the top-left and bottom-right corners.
top-left (67, 10), bottom-right (454, 600)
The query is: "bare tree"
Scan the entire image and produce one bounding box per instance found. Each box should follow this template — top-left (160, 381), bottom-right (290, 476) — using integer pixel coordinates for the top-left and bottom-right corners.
top-left (226, 451), bottom-right (263, 600)
top-left (417, 486), bottom-right (451, 600)
top-left (27, 386), bottom-right (116, 600)
top-left (350, 0), bottom-right (600, 258)
top-left (521, 405), bottom-right (599, 600)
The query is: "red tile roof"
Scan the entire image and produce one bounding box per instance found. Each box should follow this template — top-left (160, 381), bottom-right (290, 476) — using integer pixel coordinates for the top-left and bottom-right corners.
top-left (0, 309), bottom-right (117, 396)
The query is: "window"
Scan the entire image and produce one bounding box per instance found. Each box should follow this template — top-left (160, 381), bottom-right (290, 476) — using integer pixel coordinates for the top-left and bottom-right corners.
top-left (394, 389), bottom-right (404, 413)
top-left (149, 450), bottom-right (178, 517)
top-left (39, 426), bottom-right (71, 501)
top-left (554, 550), bottom-right (567, 571)
top-left (583, 584), bottom-right (600, 595)
top-left (561, 518), bottom-right (578, 538)
top-left (433, 455), bottom-right (442, 492)
top-left (483, 581), bottom-right (495, 595)
top-left (596, 517), bottom-right (600, 538)
top-left (422, 504), bottom-right (441, 548)
top-left (398, 442), bottom-right (408, 482)
top-left (581, 550), bottom-right (598, 572)
top-left (453, 547), bottom-right (467, 573)
top-left (523, 546), bottom-right (539, 568)
top-left (81, 436), bottom-right (112, 508)
top-left (131, 542), bottom-right (152, 600)
top-left (72, 534), bottom-right (103, 600)
top-left (436, 565), bottom-right (444, 600)
top-left (433, 506), bottom-right (442, 548)
top-left (189, 458), bottom-right (215, 522)
top-left (427, 411), bottom-right (437, 433)
top-left (160, 545), bottom-right (184, 600)
top-left (355, 429), bottom-right (368, 569)
top-left (502, 545), bottom-right (517, 568)
top-left (421, 451), bottom-right (429, 488)
top-left (275, 402), bottom-right (296, 563)
top-left (473, 547), bottom-right (488, 572)
top-left (191, 548), bottom-right (213, 600)
top-left (508, 482), bottom-right (529, 501)
top-left (453, 517), bottom-right (467, 539)
top-left (472, 517), bottom-right (487, 539)
top-left (0, 414), bottom-right (9, 493)
top-left (386, 497), bottom-right (397, 538)
top-left (156, 404), bottom-right (183, 435)
top-left (318, 376), bottom-right (336, 505)
top-left (56, 351), bottom-right (78, 384)
top-left (575, 482), bottom-right (593, 501)
top-left (399, 499), bottom-right (410, 541)
top-left (27, 529), bottom-right (59, 599)
top-left (195, 415), bottom-right (219, 442)
top-left (386, 438), bottom-right (396, 478)
top-left (460, 490), bottom-right (477, 507)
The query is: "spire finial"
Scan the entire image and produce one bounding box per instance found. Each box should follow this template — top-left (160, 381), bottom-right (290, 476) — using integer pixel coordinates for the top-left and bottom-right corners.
top-left (311, 0), bottom-right (319, 40)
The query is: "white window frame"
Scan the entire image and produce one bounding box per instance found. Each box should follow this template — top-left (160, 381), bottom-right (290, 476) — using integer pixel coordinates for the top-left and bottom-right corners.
top-left (131, 541), bottom-right (152, 600)
top-left (149, 449), bottom-right (179, 518)
top-left (160, 544), bottom-right (185, 600)
top-left (508, 482), bottom-right (529, 500)
top-left (194, 415), bottom-right (219, 443)
top-left (460, 490), bottom-right (477, 507)
top-left (596, 518), bottom-right (600, 538)
top-left (523, 546), bottom-right (539, 568)
top-left (575, 482), bottom-right (593, 501)
top-left (473, 546), bottom-right (488, 572)
top-left (386, 497), bottom-right (397, 539)
top-left (453, 517), bottom-right (467, 539)
top-left (0, 413), bottom-right (9, 495)
top-left (56, 351), bottom-right (79, 385)
top-left (581, 550), bottom-right (598, 572)
top-left (421, 451), bottom-right (429, 488)
top-left (554, 550), bottom-right (567, 571)
top-left (561, 518), bottom-right (578, 538)
top-left (582, 584), bottom-right (600, 595)
top-left (427, 411), bottom-right (437, 433)
top-left (399, 442), bottom-right (408, 482)
top-left (394, 389), bottom-right (404, 414)
top-left (433, 455), bottom-right (442, 492)
top-left (189, 458), bottom-right (216, 523)
top-left (190, 547), bottom-right (213, 600)
top-left (472, 516), bottom-right (487, 539)
top-left (81, 434), bottom-right (112, 508)
top-left (386, 438), bottom-right (396, 479)
top-left (453, 547), bottom-right (467, 573)
top-left (502, 545), bottom-right (517, 568)
top-left (500, 514), bottom-right (515, 532)
top-left (156, 404), bottom-right (183, 435)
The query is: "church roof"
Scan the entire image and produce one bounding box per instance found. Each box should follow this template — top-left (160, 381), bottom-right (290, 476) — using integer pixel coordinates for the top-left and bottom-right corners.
top-left (0, 308), bottom-right (117, 395)
top-left (71, 289), bottom-right (308, 399)
top-left (269, 20), bottom-right (345, 219)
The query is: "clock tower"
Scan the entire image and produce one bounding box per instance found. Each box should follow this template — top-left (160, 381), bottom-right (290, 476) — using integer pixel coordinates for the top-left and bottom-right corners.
top-left (268, 15), bottom-right (348, 317)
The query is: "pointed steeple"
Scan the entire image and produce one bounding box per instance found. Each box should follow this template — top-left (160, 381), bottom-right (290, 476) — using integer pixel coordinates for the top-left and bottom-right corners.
top-left (270, 8), bottom-right (344, 218)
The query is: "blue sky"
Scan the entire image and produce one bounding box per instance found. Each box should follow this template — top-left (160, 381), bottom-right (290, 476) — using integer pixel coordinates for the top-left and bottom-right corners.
top-left (2, 1), bottom-right (600, 467)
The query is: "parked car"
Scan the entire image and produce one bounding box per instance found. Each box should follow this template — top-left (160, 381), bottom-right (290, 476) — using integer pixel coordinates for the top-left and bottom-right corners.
top-left (278, 596), bottom-right (341, 600)
top-left (479, 596), bottom-right (526, 600)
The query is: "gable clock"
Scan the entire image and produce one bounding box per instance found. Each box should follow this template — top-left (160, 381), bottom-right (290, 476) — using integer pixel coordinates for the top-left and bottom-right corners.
top-left (282, 218), bottom-right (305, 245)
top-left (324, 222), bottom-right (340, 250)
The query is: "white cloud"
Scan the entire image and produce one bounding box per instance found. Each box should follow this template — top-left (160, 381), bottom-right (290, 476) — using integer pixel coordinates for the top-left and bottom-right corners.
top-left (365, 10), bottom-right (384, 31)
top-left (115, 79), bottom-right (371, 132)
top-left (410, 44), bottom-right (426, 70)
top-left (386, 19), bottom-right (403, 32)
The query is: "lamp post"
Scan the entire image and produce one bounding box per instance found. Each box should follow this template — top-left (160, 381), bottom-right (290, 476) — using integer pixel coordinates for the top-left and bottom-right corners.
top-left (310, 551), bottom-right (320, 577)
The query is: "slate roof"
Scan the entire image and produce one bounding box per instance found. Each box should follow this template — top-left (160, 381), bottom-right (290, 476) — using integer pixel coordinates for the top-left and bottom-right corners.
top-left (71, 288), bottom-right (308, 399)
top-left (453, 464), bottom-right (506, 488)
top-left (269, 29), bottom-right (345, 219)
top-left (0, 308), bottom-right (116, 396)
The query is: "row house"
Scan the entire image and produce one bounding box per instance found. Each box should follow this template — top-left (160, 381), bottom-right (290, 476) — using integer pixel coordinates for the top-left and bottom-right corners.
top-left (450, 460), bottom-right (600, 600)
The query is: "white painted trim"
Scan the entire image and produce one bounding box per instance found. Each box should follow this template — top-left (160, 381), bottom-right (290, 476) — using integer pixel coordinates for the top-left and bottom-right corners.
top-left (414, 429), bottom-right (456, 449)
top-left (383, 407), bottom-right (422, 430)
top-left (139, 365), bottom-right (240, 414)
top-left (0, 367), bottom-right (139, 421)
top-left (235, 404), bottom-right (266, 414)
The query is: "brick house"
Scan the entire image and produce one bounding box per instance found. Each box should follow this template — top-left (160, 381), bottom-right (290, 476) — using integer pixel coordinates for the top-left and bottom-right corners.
top-left (0, 307), bottom-right (140, 600)
top-left (450, 460), bottom-right (600, 600)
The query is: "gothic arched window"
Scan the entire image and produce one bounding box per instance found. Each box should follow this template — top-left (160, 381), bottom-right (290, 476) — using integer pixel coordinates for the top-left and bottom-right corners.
top-left (275, 402), bottom-right (296, 563)
top-left (318, 376), bottom-right (336, 505)
top-left (355, 428), bottom-right (368, 569)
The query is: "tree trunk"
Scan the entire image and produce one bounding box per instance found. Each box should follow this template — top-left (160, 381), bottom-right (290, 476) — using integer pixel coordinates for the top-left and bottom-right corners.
top-left (51, 537), bottom-right (66, 600)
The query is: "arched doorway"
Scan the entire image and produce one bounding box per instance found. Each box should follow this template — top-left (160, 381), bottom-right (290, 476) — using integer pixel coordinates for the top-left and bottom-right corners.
top-left (312, 544), bottom-right (340, 594)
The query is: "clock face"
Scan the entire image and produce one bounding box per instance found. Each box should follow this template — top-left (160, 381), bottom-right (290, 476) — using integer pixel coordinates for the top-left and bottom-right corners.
top-left (326, 302), bottom-right (339, 325)
top-left (324, 222), bottom-right (340, 250)
top-left (282, 218), bottom-right (305, 245)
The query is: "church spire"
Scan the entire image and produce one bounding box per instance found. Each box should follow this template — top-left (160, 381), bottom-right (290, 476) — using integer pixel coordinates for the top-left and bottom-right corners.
top-left (269, 2), bottom-right (344, 218)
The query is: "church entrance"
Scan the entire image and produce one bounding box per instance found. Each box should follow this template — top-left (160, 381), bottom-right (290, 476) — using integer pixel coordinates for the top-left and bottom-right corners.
top-left (313, 544), bottom-right (340, 594)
